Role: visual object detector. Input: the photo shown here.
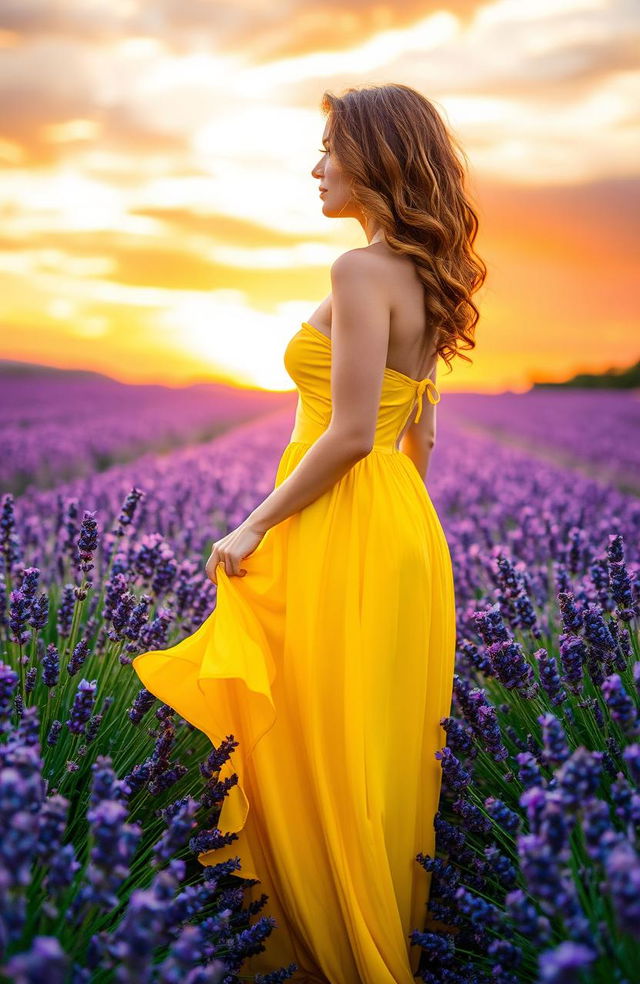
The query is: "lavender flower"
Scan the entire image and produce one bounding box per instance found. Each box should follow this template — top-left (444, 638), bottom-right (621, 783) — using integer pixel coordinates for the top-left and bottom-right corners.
top-left (0, 937), bottom-right (70, 984)
top-left (0, 662), bottom-right (19, 720)
top-left (129, 688), bottom-right (158, 725)
top-left (77, 510), bottom-right (99, 579)
top-left (557, 632), bottom-right (586, 692)
top-left (607, 534), bottom-right (639, 621)
top-left (538, 713), bottom-right (570, 767)
top-left (601, 673), bottom-right (639, 735)
top-left (441, 716), bottom-right (477, 758)
top-left (583, 604), bottom-right (617, 658)
top-left (115, 487), bottom-right (145, 536)
top-left (435, 747), bottom-right (473, 793)
top-left (534, 648), bottom-right (566, 705)
top-left (622, 743), bottom-right (640, 785)
top-left (65, 679), bottom-right (97, 735)
top-left (472, 602), bottom-right (510, 645)
top-left (603, 839), bottom-right (640, 938)
top-left (516, 751), bottom-right (544, 789)
top-left (538, 941), bottom-right (597, 983)
top-left (555, 748), bottom-right (603, 808)
top-left (484, 797), bottom-right (520, 834)
top-left (56, 584), bottom-right (76, 638)
top-left (67, 638), bottom-right (90, 676)
top-left (557, 591), bottom-right (582, 633)
top-left (582, 799), bottom-right (620, 863)
top-left (487, 639), bottom-right (537, 694)
top-left (153, 797), bottom-right (200, 865)
top-left (451, 796), bottom-right (492, 834)
top-left (9, 589), bottom-right (31, 646)
top-left (504, 889), bottom-right (551, 946)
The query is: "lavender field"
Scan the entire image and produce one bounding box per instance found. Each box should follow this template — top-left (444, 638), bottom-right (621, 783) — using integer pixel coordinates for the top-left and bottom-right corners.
top-left (445, 389), bottom-right (640, 495)
top-left (0, 385), bottom-right (638, 984)
top-left (0, 365), bottom-right (293, 495)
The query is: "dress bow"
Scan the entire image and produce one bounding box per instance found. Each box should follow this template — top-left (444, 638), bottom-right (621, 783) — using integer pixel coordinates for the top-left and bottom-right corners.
top-left (413, 378), bottom-right (440, 423)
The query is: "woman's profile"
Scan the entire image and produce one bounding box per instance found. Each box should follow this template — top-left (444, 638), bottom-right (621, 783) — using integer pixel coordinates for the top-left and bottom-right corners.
top-left (133, 82), bottom-right (486, 983)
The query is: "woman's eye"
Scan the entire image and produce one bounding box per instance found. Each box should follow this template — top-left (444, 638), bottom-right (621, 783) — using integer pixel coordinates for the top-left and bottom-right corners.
top-left (317, 148), bottom-right (328, 154)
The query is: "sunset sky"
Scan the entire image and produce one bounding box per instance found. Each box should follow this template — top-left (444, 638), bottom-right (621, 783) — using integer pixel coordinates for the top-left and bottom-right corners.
top-left (0, 0), bottom-right (637, 393)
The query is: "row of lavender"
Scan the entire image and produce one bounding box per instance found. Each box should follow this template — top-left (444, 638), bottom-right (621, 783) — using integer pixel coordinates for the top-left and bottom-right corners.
top-left (1, 407), bottom-right (639, 983)
top-left (0, 370), bottom-right (293, 494)
top-left (446, 389), bottom-right (640, 492)
top-left (0, 411), bottom-right (304, 984)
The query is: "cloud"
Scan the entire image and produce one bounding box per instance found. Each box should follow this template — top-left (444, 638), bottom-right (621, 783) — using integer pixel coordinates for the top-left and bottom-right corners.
top-left (0, 0), bottom-right (636, 174)
top-left (0, 0), bottom-right (480, 52)
top-left (0, 0), bottom-right (637, 389)
top-left (128, 207), bottom-right (313, 246)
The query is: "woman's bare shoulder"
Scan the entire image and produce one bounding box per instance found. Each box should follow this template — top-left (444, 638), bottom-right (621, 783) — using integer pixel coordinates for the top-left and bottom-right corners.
top-left (330, 245), bottom-right (400, 285)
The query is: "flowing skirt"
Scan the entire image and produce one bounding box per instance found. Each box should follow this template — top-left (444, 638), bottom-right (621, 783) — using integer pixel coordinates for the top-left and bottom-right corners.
top-left (132, 440), bottom-right (457, 983)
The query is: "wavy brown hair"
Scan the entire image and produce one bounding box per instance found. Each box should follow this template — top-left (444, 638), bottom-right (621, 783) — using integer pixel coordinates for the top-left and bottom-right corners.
top-left (321, 83), bottom-right (486, 373)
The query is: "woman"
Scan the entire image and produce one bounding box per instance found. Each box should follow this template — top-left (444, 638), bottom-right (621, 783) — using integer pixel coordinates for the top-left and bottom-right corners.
top-left (133, 82), bottom-right (485, 983)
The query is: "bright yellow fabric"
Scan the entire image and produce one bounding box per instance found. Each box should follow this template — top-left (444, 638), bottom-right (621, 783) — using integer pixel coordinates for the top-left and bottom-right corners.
top-left (132, 321), bottom-right (457, 983)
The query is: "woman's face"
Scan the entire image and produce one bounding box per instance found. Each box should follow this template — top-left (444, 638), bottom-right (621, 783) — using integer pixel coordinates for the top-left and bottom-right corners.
top-left (311, 119), bottom-right (359, 218)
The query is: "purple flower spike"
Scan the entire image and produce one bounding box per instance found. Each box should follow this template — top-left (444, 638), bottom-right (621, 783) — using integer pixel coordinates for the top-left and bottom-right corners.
top-left (153, 797), bottom-right (200, 865)
top-left (601, 673), bottom-right (639, 735)
top-left (607, 534), bottom-right (639, 622)
top-left (0, 936), bottom-right (70, 984)
top-left (435, 747), bottom-right (473, 792)
top-left (558, 632), bottom-right (587, 693)
top-left (534, 648), bottom-right (566, 705)
top-left (65, 679), bottom-right (97, 735)
top-left (115, 486), bottom-right (145, 536)
top-left (538, 713), bottom-right (570, 767)
top-left (603, 839), bottom-right (640, 937)
top-left (538, 941), bottom-right (597, 983)
top-left (583, 604), bottom-right (617, 656)
top-left (441, 716), bottom-right (477, 759)
top-left (9, 589), bottom-right (31, 647)
top-left (41, 645), bottom-right (60, 688)
top-left (77, 510), bottom-right (99, 578)
top-left (67, 638), bottom-right (90, 676)
top-left (488, 639), bottom-right (537, 694)
top-left (129, 688), bottom-right (157, 725)
top-left (472, 602), bottom-right (511, 646)
top-left (0, 662), bottom-right (19, 721)
top-left (582, 799), bottom-right (619, 863)
top-left (555, 748), bottom-right (603, 808)
top-left (452, 796), bottom-right (493, 835)
top-left (484, 797), bottom-right (521, 834)
top-left (516, 751), bottom-right (544, 789)
top-left (56, 584), bottom-right (76, 638)
top-left (622, 743), bottom-right (640, 785)
top-left (557, 591), bottom-right (583, 633)
top-left (505, 889), bottom-right (551, 946)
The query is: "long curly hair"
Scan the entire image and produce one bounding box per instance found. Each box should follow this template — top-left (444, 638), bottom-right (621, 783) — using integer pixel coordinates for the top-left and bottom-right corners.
top-left (320, 83), bottom-right (486, 373)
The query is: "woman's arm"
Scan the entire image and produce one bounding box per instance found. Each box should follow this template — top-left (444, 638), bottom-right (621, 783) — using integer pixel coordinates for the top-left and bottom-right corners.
top-left (399, 361), bottom-right (437, 481)
top-left (245, 249), bottom-right (391, 535)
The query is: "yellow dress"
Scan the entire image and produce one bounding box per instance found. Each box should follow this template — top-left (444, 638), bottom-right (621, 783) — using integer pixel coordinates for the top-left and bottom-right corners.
top-left (132, 320), bottom-right (457, 983)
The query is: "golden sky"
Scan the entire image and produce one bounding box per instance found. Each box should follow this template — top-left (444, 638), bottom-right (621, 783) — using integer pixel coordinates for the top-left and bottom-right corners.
top-left (0, 0), bottom-right (637, 393)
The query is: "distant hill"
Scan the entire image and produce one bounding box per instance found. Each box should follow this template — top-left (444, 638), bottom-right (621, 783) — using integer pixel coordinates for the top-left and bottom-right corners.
top-left (0, 358), bottom-right (270, 393)
top-left (532, 357), bottom-right (640, 389)
top-left (0, 359), bottom-right (120, 382)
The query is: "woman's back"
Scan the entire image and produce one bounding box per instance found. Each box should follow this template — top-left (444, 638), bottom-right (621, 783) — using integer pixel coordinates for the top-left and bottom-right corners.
top-left (306, 243), bottom-right (439, 384)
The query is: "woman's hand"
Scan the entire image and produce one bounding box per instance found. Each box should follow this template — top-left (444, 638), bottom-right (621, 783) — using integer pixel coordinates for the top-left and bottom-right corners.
top-left (205, 521), bottom-right (266, 585)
